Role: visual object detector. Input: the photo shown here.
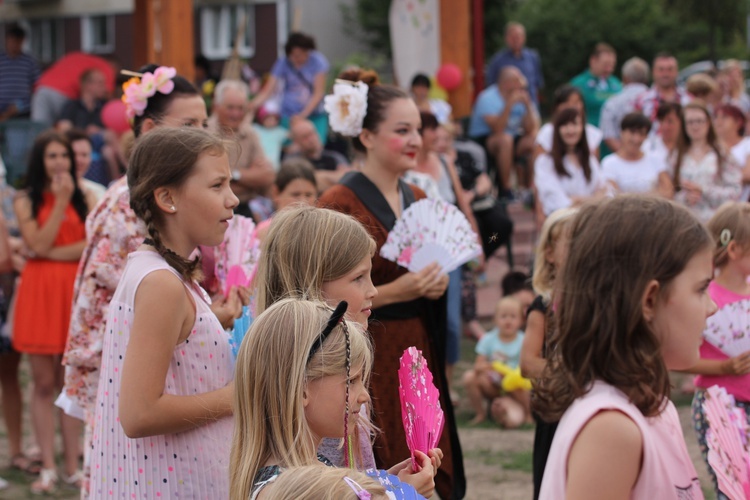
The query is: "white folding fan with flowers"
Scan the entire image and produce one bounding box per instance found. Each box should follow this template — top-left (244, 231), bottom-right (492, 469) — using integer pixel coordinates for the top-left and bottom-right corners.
top-left (398, 346), bottom-right (444, 471)
top-left (380, 198), bottom-right (481, 274)
top-left (703, 299), bottom-right (750, 357)
top-left (704, 385), bottom-right (750, 500)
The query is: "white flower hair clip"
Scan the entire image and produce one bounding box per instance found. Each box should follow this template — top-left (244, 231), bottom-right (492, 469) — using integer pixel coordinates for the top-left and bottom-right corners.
top-left (720, 228), bottom-right (732, 246)
top-left (324, 79), bottom-right (369, 137)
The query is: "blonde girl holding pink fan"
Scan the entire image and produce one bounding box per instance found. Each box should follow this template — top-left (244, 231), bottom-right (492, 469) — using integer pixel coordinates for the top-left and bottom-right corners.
top-left (257, 205), bottom-right (440, 474)
top-left (230, 298), bottom-right (438, 500)
top-left (682, 201), bottom-right (750, 498)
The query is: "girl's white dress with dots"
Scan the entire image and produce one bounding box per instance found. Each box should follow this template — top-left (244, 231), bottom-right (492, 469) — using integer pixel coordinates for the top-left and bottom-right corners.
top-left (90, 251), bottom-right (233, 498)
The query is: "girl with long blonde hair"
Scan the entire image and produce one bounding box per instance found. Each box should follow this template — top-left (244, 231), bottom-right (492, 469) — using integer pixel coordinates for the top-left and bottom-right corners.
top-left (254, 205), bottom-right (379, 469)
top-left (519, 207), bottom-right (578, 500)
top-left (230, 299), bottom-right (436, 499)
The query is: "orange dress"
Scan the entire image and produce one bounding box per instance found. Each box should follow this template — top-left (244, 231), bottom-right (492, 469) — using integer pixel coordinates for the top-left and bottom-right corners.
top-left (13, 193), bottom-right (86, 355)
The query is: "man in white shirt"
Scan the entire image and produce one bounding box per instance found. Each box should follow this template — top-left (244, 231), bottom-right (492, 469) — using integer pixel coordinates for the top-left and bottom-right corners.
top-left (634, 53), bottom-right (690, 123)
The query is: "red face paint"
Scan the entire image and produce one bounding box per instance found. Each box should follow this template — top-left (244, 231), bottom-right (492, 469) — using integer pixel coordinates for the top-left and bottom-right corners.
top-left (388, 137), bottom-right (406, 152)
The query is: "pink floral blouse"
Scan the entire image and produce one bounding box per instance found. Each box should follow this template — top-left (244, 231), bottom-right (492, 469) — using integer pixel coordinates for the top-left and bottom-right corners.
top-left (62, 176), bottom-right (146, 412)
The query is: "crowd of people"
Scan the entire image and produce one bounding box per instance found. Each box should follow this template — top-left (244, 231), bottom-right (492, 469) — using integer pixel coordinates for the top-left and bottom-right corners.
top-left (0, 15), bottom-right (749, 500)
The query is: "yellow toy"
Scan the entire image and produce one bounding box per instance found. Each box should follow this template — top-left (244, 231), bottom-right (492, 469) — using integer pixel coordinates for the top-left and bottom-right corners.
top-left (492, 361), bottom-right (533, 392)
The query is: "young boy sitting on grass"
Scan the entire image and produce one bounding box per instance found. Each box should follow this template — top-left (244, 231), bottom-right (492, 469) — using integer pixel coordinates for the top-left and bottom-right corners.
top-left (462, 296), bottom-right (532, 428)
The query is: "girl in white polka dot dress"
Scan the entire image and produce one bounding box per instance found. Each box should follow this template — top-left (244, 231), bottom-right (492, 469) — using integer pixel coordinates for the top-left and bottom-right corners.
top-left (89, 127), bottom-right (242, 498)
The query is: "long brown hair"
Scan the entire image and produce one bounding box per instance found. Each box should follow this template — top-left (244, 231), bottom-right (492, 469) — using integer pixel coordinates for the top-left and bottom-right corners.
top-left (551, 108), bottom-right (591, 181)
top-left (534, 195), bottom-right (712, 421)
top-left (24, 131), bottom-right (89, 222)
top-left (673, 102), bottom-right (724, 188)
top-left (128, 127), bottom-right (226, 281)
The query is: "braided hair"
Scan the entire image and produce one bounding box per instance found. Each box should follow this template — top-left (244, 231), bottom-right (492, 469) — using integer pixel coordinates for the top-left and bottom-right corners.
top-left (340, 318), bottom-right (353, 467)
top-left (127, 127), bottom-right (226, 282)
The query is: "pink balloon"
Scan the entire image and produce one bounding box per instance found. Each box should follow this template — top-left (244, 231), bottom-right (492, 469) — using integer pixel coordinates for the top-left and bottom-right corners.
top-left (436, 63), bottom-right (463, 91)
top-left (101, 99), bottom-right (131, 134)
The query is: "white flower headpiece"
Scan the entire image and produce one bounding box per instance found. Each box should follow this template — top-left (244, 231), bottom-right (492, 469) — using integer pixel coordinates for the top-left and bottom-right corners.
top-left (324, 80), bottom-right (369, 137)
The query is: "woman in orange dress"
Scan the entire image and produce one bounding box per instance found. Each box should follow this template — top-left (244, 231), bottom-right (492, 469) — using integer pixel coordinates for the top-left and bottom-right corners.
top-left (12, 131), bottom-right (95, 494)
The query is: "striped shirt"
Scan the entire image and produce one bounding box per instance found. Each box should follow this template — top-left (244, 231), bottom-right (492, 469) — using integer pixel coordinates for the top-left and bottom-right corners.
top-left (0, 52), bottom-right (40, 114)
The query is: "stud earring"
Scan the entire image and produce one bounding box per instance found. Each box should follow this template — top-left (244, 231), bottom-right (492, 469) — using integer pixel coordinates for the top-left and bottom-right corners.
top-left (170, 206), bottom-right (176, 212)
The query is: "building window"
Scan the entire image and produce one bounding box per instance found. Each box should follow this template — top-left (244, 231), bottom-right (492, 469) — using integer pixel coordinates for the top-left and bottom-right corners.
top-left (200, 5), bottom-right (256, 60)
top-left (18, 19), bottom-right (64, 64)
top-left (82, 15), bottom-right (115, 54)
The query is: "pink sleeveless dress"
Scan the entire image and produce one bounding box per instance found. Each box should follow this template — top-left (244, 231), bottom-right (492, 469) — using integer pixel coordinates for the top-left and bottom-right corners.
top-left (89, 251), bottom-right (233, 499)
top-left (539, 381), bottom-right (703, 499)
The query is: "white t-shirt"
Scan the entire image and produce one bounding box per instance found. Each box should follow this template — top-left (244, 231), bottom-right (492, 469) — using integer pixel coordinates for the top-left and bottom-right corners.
top-left (601, 153), bottom-right (667, 194)
top-left (429, 99), bottom-right (453, 125)
top-left (731, 138), bottom-right (750, 201)
top-left (534, 153), bottom-right (606, 215)
top-left (536, 123), bottom-right (603, 153)
top-left (641, 135), bottom-right (671, 166)
top-left (730, 137), bottom-right (750, 168)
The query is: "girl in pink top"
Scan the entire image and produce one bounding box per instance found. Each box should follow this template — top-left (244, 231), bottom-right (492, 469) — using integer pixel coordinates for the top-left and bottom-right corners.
top-left (683, 201), bottom-right (750, 499)
top-left (89, 127), bottom-right (242, 498)
top-left (535, 195), bottom-right (714, 499)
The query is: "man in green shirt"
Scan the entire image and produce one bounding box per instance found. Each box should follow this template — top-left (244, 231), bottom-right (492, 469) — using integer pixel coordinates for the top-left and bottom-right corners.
top-left (570, 43), bottom-right (622, 128)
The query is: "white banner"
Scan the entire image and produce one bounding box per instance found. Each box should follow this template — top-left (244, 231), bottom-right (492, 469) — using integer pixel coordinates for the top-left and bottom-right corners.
top-left (389, 0), bottom-right (441, 89)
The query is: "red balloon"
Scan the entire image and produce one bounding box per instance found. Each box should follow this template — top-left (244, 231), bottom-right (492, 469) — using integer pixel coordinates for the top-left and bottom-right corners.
top-left (101, 99), bottom-right (131, 134)
top-left (436, 63), bottom-right (463, 91)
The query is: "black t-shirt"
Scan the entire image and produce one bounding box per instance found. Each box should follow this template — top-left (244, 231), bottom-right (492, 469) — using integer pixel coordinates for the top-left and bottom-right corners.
top-left (527, 294), bottom-right (557, 500)
top-left (59, 99), bottom-right (104, 129)
top-left (309, 153), bottom-right (338, 171)
top-left (527, 294), bottom-right (548, 316)
top-left (527, 295), bottom-right (550, 358)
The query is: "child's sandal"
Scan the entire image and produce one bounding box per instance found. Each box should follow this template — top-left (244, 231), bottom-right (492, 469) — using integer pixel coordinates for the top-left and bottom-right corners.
top-left (10, 453), bottom-right (42, 474)
top-left (30, 468), bottom-right (58, 495)
top-left (63, 470), bottom-right (84, 489)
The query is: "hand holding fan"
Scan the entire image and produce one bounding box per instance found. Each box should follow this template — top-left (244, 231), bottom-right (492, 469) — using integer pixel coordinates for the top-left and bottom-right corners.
top-left (381, 198), bottom-right (481, 274)
top-left (398, 346), bottom-right (444, 471)
top-left (704, 385), bottom-right (750, 500)
top-left (703, 299), bottom-right (750, 357)
top-left (214, 215), bottom-right (260, 297)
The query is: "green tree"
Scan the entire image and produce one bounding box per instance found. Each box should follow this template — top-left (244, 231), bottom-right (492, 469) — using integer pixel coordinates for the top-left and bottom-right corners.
top-left (341, 0), bottom-right (750, 113)
top-left (662, 0), bottom-right (747, 62)
top-left (512, 0), bottom-right (746, 112)
top-left (340, 0), bottom-right (392, 57)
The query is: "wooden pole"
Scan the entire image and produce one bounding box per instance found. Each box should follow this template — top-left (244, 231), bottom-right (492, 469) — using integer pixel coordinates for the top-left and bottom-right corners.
top-left (472, 0), bottom-right (485, 95)
top-left (133, 0), bottom-right (195, 81)
top-left (440, 0), bottom-right (472, 117)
